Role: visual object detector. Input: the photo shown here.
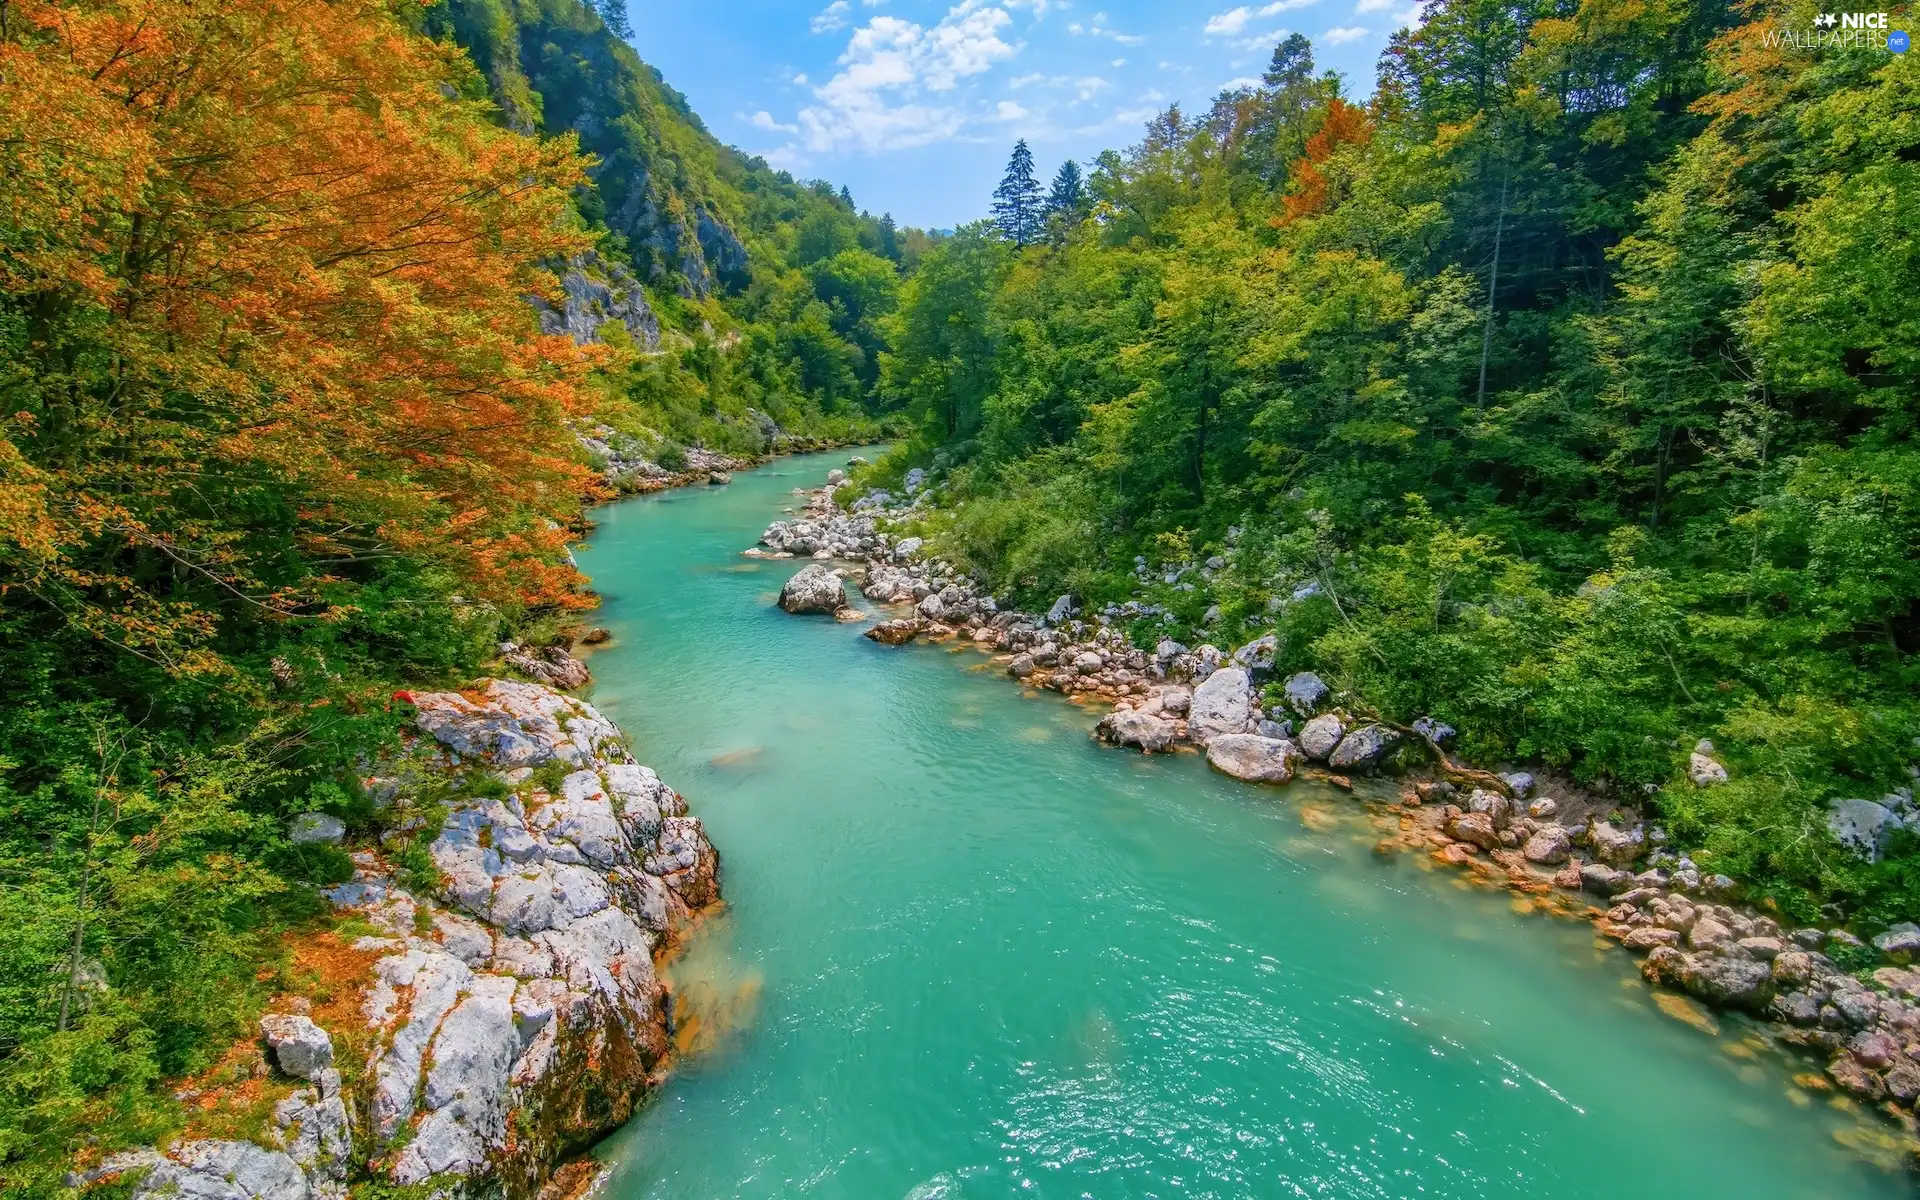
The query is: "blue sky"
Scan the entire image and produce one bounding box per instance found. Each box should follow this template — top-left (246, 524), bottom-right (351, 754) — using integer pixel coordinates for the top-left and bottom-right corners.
top-left (626, 0), bottom-right (1421, 230)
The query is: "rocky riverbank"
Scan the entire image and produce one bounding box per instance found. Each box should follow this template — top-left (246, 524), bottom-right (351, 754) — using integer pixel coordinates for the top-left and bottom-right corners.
top-left (78, 681), bottom-right (721, 1200)
top-left (576, 421), bottom-right (862, 496)
top-left (755, 466), bottom-right (1920, 1166)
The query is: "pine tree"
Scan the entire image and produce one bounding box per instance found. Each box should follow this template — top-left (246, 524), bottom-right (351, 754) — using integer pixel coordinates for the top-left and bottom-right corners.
top-left (991, 139), bottom-right (1044, 246)
top-left (839, 184), bottom-right (855, 209)
top-left (879, 212), bottom-right (902, 262)
top-left (597, 0), bottom-right (632, 40)
top-left (1262, 32), bottom-right (1314, 89)
top-left (1047, 159), bottom-right (1084, 216)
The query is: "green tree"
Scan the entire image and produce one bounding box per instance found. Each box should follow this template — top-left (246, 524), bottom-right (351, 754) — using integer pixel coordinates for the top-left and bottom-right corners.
top-left (992, 139), bottom-right (1045, 246)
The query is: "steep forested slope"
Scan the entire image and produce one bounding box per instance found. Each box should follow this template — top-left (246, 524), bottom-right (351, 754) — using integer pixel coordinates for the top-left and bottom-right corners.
top-left (426, 0), bottom-right (918, 453)
top-left (869, 15), bottom-right (1920, 921)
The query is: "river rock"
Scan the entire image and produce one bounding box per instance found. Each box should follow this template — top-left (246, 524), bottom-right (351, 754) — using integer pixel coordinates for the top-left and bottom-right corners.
top-left (1446, 811), bottom-right (1501, 851)
top-left (1328, 724), bottom-right (1395, 770)
top-left (259, 1014), bottom-right (334, 1080)
top-left (1687, 917), bottom-right (1733, 950)
top-left (1205, 734), bottom-right (1298, 784)
top-left (1007, 653), bottom-right (1035, 678)
top-left (1874, 924), bottom-right (1920, 958)
top-left (1046, 595), bottom-right (1075, 625)
top-left (1298, 713), bottom-right (1345, 761)
top-left (1526, 797), bottom-right (1558, 820)
top-left (1522, 825), bottom-right (1572, 865)
top-left (1186, 667), bottom-right (1254, 745)
top-left (503, 644), bottom-right (591, 690)
top-left (1467, 787), bottom-right (1512, 828)
top-left (1095, 709), bottom-right (1175, 753)
top-left (1688, 746), bottom-right (1729, 788)
top-left (779, 563), bottom-right (848, 614)
top-left (1642, 946), bottom-right (1775, 1011)
top-left (1230, 634), bottom-right (1278, 673)
top-left (1580, 863), bottom-right (1633, 895)
top-left (1828, 1053), bottom-right (1888, 1101)
top-left (1589, 820), bottom-right (1645, 867)
top-left (1827, 796), bottom-right (1909, 862)
top-left (288, 812), bottom-right (345, 846)
top-left (865, 618), bottom-right (918, 645)
top-left (1281, 672), bottom-right (1328, 715)
top-left (1889, 1064), bottom-right (1920, 1106)
top-left (1771, 950), bottom-right (1816, 989)
top-left (1410, 715), bottom-right (1455, 743)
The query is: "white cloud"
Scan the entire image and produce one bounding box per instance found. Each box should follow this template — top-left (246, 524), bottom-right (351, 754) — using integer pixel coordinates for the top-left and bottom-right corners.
top-left (1232, 26), bottom-right (1288, 49)
top-left (1355, 0), bottom-right (1394, 12)
top-left (1068, 11), bottom-right (1146, 44)
top-left (761, 145), bottom-right (809, 171)
top-left (750, 110), bottom-right (799, 133)
top-left (1003, 72), bottom-right (1111, 101)
top-left (1205, 0), bottom-right (1319, 35)
top-left (1322, 23), bottom-right (1368, 40)
top-left (1111, 56), bottom-right (1128, 66)
top-left (1219, 75), bottom-right (1262, 90)
top-left (1395, 2), bottom-right (1424, 24)
top-left (793, 72), bottom-right (810, 84)
top-left (994, 99), bottom-right (1030, 119)
top-left (796, 4), bottom-right (1022, 153)
top-left (1204, 5), bottom-right (1255, 33)
top-left (811, 1), bottom-right (851, 33)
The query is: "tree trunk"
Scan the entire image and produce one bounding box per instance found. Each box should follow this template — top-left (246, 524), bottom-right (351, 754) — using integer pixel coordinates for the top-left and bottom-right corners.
top-left (1476, 171), bottom-right (1508, 413)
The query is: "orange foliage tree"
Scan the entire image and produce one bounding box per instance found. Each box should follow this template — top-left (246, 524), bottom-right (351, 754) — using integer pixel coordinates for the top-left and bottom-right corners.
top-left (1278, 98), bottom-right (1374, 224)
top-left (0, 0), bottom-right (603, 677)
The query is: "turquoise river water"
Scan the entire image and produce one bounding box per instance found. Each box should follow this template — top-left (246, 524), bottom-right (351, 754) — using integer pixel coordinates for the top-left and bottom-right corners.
top-left (578, 449), bottom-right (1904, 1199)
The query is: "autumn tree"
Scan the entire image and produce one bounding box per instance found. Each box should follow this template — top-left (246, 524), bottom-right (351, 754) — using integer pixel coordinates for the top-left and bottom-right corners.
top-left (0, 0), bottom-right (606, 1179)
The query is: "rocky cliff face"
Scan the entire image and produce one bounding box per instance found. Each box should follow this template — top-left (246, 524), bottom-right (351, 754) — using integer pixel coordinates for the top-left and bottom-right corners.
top-left (532, 251), bottom-right (662, 350)
top-left (84, 681), bottom-right (719, 1200)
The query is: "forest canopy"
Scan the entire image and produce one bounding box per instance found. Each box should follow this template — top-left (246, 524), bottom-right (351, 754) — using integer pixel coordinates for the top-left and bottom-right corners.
top-left (873, 10), bottom-right (1920, 923)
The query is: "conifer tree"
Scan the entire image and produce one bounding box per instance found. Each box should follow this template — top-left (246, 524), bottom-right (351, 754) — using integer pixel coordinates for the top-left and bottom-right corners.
top-left (1047, 159), bottom-right (1085, 216)
top-left (991, 139), bottom-right (1044, 246)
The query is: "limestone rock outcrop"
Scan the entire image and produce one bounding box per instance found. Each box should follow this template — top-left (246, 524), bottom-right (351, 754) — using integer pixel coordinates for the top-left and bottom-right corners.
top-left (99, 681), bottom-right (720, 1200)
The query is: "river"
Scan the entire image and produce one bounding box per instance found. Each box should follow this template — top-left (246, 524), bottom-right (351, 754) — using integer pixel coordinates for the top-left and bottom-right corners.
top-left (577, 449), bottom-right (1902, 1199)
